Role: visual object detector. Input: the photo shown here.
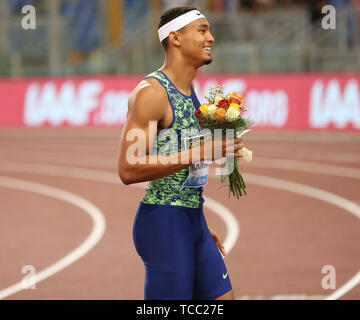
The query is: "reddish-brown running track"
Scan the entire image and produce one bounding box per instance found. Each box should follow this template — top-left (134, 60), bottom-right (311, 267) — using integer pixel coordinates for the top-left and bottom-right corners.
top-left (0, 128), bottom-right (359, 300)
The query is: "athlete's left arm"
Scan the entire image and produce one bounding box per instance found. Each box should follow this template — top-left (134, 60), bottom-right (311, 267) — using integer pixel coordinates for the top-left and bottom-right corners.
top-left (207, 222), bottom-right (226, 256)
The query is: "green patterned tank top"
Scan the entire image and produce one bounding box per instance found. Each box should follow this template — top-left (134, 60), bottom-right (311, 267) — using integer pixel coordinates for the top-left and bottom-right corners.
top-left (140, 70), bottom-right (204, 208)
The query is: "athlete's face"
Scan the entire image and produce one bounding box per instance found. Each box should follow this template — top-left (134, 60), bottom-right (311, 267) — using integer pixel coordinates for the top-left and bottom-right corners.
top-left (180, 18), bottom-right (215, 66)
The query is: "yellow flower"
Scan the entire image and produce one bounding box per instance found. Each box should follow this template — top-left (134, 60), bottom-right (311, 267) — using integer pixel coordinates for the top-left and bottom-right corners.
top-left (229, 103), bottom-right (240, 110)
top-left (199, 103), bottom-right (209, 118)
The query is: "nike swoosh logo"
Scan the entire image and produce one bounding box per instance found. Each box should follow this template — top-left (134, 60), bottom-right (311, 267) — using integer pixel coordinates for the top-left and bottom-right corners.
top-left (223, 272), bottom-right (228, 279)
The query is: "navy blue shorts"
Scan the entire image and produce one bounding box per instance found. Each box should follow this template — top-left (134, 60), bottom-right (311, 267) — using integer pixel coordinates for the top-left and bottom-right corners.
top-left (132, 202), bottom-right (232, 300)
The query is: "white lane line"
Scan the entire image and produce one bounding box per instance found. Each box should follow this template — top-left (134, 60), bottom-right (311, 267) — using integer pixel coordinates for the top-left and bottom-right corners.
top-left (249, 158), bottom-right (360, 179)
top-left (202, 196), bottom-right (239, 255)
top-left (0, 151), bottom-right (115, 168)
top-left (0, 176), bottom-right (106, 300)
top-left (238, 172), bottom-right (360, 219)
top-left (325, 271), bottom-right (360, 300)
top-left (0, 161), bottom-right (119, 184)
top-left (1, 162), bottom-right (360, 299)
top-left (266, 152), bottom-right (360, 164)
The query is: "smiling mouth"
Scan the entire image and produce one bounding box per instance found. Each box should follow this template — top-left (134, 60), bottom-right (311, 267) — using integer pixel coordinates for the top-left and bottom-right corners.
top-left (203, 47), bottom-right (212, 54)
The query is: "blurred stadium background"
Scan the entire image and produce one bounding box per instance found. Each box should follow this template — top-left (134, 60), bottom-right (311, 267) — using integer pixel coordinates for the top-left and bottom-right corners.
top-left (0, 0), bottom-right (359, 300)
top-left (0, 0), bottom-right (359, 76)
top-left (1, 0), bottom-right (359, 130)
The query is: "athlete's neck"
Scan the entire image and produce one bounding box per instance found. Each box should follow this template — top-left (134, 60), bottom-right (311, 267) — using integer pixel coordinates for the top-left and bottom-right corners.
top-left (160, 60), bottom-right (197, 96)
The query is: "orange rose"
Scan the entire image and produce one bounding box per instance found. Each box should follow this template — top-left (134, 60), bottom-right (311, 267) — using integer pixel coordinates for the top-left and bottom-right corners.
top-left (215, 107), bottom-right (226, 122)
top-left (229, 97), bottom-right (241, 105)
top-left (230, 92), bottom-right (243, 103)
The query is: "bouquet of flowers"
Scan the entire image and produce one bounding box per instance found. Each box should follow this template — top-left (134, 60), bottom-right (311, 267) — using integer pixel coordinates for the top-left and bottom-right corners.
top-left (195, 85), bottom-right (253, 198)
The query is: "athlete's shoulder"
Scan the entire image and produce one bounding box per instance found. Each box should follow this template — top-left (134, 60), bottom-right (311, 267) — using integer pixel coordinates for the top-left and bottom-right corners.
top-left (127, 74), bottom-right (168, 122)
top-left (129, 76), bottom-right (167, 105)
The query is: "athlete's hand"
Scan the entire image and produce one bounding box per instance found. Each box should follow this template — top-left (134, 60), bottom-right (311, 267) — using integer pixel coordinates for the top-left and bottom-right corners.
top-left (198, 137), bottom-right (244, 162)
top-left (208, 225), bottom-right (227, 256)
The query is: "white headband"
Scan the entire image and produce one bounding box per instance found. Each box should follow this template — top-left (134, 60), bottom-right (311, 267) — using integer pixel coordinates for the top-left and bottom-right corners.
top-left (158, 10), bottom-right (205, 42)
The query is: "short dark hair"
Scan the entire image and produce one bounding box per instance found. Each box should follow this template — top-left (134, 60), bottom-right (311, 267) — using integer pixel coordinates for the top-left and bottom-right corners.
top-left (158, 6), bottom-right (198, 51)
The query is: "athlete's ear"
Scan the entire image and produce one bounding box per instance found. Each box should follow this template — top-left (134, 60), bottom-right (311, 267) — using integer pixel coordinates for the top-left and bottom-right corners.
top-left (168, 31), bottom-right (181, 48)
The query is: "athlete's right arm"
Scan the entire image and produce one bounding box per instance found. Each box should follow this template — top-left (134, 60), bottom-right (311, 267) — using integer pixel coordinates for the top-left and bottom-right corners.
top-left (117, 80), bottom-right (243, 185)
top-left (117, 80), bottom-right (193, 185)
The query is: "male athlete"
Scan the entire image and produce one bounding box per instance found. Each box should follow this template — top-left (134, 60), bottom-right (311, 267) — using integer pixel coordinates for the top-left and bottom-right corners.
top-left (117, 7), bottom-right (244, 300)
